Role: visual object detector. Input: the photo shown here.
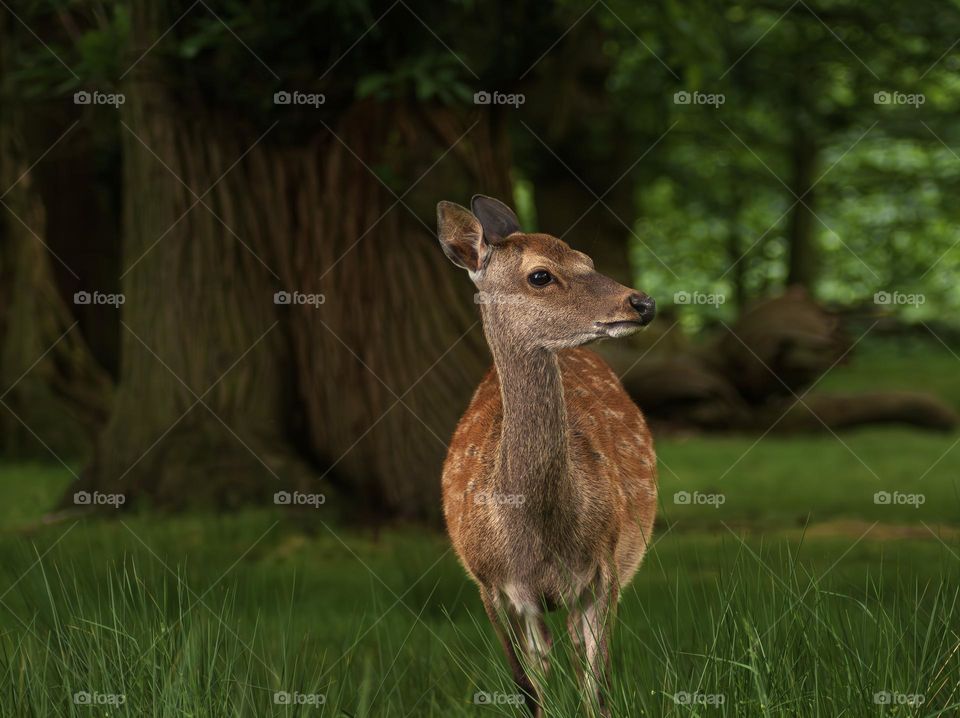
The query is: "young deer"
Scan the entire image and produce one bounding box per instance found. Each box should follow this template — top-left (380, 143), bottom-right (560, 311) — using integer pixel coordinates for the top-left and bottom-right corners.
top-left (437, 196), bottom-right (658, 716)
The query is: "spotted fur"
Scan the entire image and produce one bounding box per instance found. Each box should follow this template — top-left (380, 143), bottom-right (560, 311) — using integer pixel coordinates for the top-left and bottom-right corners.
top-left (442, 348), bottom-right (657, 602)
top-left (437, 196), bottom-right (658, 717)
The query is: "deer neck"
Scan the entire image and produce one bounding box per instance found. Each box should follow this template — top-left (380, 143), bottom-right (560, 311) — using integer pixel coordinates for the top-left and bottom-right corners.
top-left (487, 334), bottom-right (573, 509)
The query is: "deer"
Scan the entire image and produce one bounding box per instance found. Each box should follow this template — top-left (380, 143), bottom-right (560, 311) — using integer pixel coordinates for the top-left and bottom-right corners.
top-left (437, 195), bottom-right (658, 717)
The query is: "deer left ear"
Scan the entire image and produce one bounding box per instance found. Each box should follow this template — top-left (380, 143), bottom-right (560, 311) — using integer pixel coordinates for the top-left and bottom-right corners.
top-left (471, 195), bottom-right (520, 244)
top-left (436, 201), bottom-right (487, 273)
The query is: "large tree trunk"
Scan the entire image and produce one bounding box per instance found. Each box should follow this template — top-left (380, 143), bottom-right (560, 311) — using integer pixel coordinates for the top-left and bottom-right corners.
top-left (279, 103), bottom-right (508, 518)
top-left (75, 74), bottom-right (307, 509)
top-left (520, 18), bottom-right (638, 288)
top-left (0, 146), bottom-right (111, 459)
top-left (71, 3), bottom-right (510, 518)
top-left (533, 179), bottom-right (635, 287)
top-left (0, 13), bottom-right (112, 461)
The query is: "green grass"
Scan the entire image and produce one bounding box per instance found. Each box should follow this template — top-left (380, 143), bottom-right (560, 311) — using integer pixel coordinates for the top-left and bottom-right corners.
top-left (1, 470), bottom-right (958, 717)
top-left (657, 427), bottom-right (960, 526)
top-left (816, 333), bottom-right (960, 409)
top-left (1, 336), bottom-right (960, 716)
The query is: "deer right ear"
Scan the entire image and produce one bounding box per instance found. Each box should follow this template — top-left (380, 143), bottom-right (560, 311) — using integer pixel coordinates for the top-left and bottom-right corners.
top-left (437, 201), bottom-right (488, 273)
top-left (470, 195), bottom-right (520, 244)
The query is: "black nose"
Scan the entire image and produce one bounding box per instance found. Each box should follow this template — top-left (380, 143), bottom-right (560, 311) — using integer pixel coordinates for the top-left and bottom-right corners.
top-left (629, 293), bottom-right (656, 325)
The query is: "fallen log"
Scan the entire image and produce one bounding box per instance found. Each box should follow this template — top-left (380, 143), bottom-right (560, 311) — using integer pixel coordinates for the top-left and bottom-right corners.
top-left (713, 286), bottom-right (849, 404)
top-left (620, 355), bottom-right (751, 430)
top-left (762, 391), bottom-right (958, 433)
top-left (607, 289), bottom-right (957, 434)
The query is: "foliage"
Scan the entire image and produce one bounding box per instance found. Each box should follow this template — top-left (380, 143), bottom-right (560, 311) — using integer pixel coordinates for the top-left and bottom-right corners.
top-left (598, 0), bottom-right (960, 325)
top-left (5, 0), bottom-right (960, 327)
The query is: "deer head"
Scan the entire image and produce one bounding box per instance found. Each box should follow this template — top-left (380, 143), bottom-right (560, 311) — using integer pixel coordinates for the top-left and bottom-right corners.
top-left (437, 195), bottom-right (655, 352)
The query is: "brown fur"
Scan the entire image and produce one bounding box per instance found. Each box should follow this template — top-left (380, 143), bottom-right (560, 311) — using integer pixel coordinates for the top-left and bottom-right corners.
top-left (443, 348), bottom-right (657, 599)
top-left (436, 197), bottom-right (658, 717)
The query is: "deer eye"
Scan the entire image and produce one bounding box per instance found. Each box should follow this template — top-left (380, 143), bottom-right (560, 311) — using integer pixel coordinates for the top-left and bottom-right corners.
top-left (528, 270), bottom-right (552, 287)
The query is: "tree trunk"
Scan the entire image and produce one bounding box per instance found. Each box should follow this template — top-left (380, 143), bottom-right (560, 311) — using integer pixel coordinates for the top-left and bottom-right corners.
top-left (0, 13), bottom-right (112, 461)
top-left (786, 123), bottom-right (818, 288)
top-left (71, 3), bottom-right (510, 518)
top-left (279, 103), bottom-right (508, 519)
top-left (0, 149), bottom-right (111, 459)
top-left (75, 76), bottom-right (308, 509)
top-left (520, 17), bottom-right (638, 288)
top-left (533, 179), bottom-right (635, 287)
top-left (726, 186), bottom-right (747, 311)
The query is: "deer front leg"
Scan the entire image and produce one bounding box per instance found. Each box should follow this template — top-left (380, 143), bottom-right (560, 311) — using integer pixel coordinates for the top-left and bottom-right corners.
top-left (480, 587), bottom-right (552, 717)
top-left (567, 576), bottom-right (618, 718)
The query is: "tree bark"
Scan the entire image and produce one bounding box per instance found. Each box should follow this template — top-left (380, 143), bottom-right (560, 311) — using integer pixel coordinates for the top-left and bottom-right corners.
top-left (278, 103), bottom-right (507, 518)
top-left (71, 2), bottom-right (510, 518)
top-left (0, 13), bottom-right (112, 460)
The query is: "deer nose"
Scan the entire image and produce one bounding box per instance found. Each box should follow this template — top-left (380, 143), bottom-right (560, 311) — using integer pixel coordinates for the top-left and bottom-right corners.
top-left (629, 293), bottom-right (656, 325)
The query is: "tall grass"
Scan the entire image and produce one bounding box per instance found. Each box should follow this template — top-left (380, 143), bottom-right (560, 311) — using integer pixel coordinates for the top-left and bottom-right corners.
top-left (0, 520), bottom-right (958, 716)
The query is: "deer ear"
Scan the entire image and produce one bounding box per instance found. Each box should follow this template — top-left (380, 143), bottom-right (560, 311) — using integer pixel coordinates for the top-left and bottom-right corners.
top-left (471, 195), bottom-right (520, 244)
top-left (437, 201), bottom-right (487, 272)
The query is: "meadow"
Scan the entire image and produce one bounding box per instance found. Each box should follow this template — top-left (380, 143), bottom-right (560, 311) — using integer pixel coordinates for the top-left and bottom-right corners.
top-left (1, 337), bottom-right (958, 716)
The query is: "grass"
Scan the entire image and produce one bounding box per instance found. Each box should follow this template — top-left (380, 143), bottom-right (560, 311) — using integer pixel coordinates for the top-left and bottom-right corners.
top-left (816, 331), bottom-right (960, 408)
top-left (1, 336), bottom-right (960, 716)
